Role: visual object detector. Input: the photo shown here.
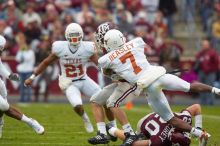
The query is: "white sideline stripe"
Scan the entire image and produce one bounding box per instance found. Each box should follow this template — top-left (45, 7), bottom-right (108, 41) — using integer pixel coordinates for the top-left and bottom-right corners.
top-left (125, 107), bottom-right (220, 120)
top-left (3, 131), bottom-right (85, 134)
top-left (0, 143), bottom-right (80, 146)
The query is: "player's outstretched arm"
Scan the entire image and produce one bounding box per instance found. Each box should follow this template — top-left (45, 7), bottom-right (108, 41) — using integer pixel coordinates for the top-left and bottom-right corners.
top-left (186, 104), bottom-right (202, 129)
top-left (90, 53), bottom-right (99, 66)
top-left (24, 53), bottom-right (58, 87)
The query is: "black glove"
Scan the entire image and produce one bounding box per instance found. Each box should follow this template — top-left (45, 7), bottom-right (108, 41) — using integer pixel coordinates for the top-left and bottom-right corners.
top-left (8, 73), bottom-right (20, 81)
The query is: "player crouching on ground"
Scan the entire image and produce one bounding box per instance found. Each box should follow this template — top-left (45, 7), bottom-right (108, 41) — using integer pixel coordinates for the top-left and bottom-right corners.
top-left (107, 104), bottom-right (208, 146)
top-left (0, 35), bottom-right (44, 137)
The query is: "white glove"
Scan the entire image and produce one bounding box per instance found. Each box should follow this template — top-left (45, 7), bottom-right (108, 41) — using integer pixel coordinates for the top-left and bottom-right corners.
top-left (8, 73), bottom-right (20, 81)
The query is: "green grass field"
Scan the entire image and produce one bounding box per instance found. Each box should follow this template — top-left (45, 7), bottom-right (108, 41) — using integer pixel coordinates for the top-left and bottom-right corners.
top-left (0, 103), bottom-right (219, 146)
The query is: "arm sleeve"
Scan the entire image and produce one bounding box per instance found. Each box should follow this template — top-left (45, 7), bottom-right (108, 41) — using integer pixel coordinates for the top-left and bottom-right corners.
top-left (98, 55), bottom-right (110, 69)
top-left (0, 59), bottom-right (10, 78)
top-left (51, 41), bottom-right (62, 57)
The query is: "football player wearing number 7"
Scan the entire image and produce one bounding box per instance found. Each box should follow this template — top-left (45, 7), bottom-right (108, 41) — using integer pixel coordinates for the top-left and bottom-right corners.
top-left (24, 23), bottom-right (114, 133)
top-left (99, 29), bottom-right (218, 146)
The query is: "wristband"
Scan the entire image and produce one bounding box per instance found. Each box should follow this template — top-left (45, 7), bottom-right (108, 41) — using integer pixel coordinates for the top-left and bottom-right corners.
top-left (30, 74), bottom-right (36, 80)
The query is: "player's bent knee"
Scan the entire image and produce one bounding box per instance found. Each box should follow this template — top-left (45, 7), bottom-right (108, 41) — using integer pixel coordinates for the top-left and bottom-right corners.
top-left (0, 99), bottom-right (9, 111)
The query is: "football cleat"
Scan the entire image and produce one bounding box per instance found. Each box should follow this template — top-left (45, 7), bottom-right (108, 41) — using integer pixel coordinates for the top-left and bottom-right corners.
top-left (84, 121), bottom-right (94, 133)
top-left (199, 131), bottom-right (210, 146)
top-left (120, 132), bottom-right (138, 146)
top-left (0, 117), bottom-right (3, 138)
top-left (88, 131), bottom-right (110, 145)
top-left (106, 123), bottom-right (117, 142)
top-left (29, 118), bottom-right (44, 135)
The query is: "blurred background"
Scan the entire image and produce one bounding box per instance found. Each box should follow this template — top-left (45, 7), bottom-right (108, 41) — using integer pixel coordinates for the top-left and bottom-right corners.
top-left (0, 0), bottom-right (220, 105)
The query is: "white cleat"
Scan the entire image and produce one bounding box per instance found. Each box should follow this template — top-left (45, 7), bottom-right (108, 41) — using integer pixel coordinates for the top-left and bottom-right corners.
top-left (29, 119), bottom-right (44, 135)
top-left (199, 131), bottom-right (211, 146)
top-left (84, 121), bottom-right (94, 133)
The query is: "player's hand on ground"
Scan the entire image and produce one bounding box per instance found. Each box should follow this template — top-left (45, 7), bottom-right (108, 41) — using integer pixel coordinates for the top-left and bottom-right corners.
top-left (24, 78), bottom-right (33, 87)
top-left (8, 73), bottom-right (20, 81)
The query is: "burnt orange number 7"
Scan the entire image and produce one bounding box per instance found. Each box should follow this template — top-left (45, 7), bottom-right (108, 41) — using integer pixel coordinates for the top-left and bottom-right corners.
top-left (119, 51), bottom-right (142, 74)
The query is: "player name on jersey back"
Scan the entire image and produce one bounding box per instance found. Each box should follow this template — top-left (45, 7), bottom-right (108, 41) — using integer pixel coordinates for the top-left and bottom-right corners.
top-left (109, 43), bottom-right (134, 61)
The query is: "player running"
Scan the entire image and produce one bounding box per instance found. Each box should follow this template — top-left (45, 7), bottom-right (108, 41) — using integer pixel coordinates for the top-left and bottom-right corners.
top-left (24, 23), bottom-right (115, 133)
top-left (107, 104), bottom-right (208, 146)
top-left (99, 29), bottom-right (216, 146)
top-left (0, 35), bottom-right (44, 137)
top-left (88, 22), bottom-right (141, 145)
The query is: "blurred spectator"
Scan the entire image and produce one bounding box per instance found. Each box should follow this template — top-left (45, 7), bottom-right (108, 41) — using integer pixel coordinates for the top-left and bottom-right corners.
top-left (200, 0), bottom-right (214, 32)
top-left (75, 3), bottom-right (95, 25)
top-left (33, 36), bottom-right (53, 102)
top-left (22, 3), bottom-right (42, 27)
top-left (113, 3), bottom-right (133, 34)
top-left (3, 0), bottom-right (24, 33)
top-left (0, 19), bottom-right (13, 39)
top-left (180, 61), bottom-right (198, 83)
top-left (211, 16), bottom-right (220, 53)
top-left (140, 0), bottom-right (159, 24)
top-left (158, 40), bottom-right (183, 72)
top-left (159, 0), bottom-right (177, 37)
top-left (181, 0), bottom-right (196, 23)
top-left (24, 19), bottom-right (41, 44)
top-left (153, 11), bottom-right (168, 48)
top-left (81, 15), bottom-right (97, 41)
top-left (195, 39), bottom-right (219, 105)
top-left (15, 32), bottom-right (35, 102)
top-left (123, 0), bottom-right (142, 16)
top-left (42, 4), bottom-right (59, 33)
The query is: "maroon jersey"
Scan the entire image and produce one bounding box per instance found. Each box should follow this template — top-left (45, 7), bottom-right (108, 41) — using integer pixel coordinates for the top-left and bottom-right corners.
top-left (137, 110), bottom-right (192, 146)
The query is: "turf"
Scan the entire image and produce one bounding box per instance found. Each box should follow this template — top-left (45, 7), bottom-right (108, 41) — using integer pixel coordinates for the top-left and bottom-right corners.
top-left (0, 103), bottom-right (219, 146)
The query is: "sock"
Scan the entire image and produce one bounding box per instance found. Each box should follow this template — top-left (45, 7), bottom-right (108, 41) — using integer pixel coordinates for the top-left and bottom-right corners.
top-left (122, 123), bottom-right (135, 135)
top-left (108, 127), bottom-right (118, 137)
top-left (108, 120), bottom-right (117, 128)
top-left (97, 122), bottom-right (107, 135)
top-left (195, 115), bottom-right (202, 129)
top-left (211, 87), bottom-right (220, 95)
top-left (21, 115), bottom-right (32, 124)
top-left (190, 127), bottom-right (203, 137)
top-left (82, 112), bottom-right (90, 122)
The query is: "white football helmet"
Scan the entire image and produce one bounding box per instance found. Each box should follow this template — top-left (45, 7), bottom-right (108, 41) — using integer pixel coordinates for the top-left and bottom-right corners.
top-left (65, 23), bottom-right (83, 46)
top-left (104, 29), bottom-right (126, 52)
top-left (0, 35), bottom-right (6, 52)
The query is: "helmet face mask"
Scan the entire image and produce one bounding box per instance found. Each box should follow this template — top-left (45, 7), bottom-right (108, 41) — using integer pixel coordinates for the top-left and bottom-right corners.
top-left (65, 23), bottom-right (83, 46)
top-left (94, 22), bottom-right (117, 51)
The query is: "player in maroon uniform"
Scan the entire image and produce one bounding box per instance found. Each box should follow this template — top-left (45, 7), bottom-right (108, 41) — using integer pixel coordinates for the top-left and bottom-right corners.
top-left (106, 104), bottom-right (208, 146)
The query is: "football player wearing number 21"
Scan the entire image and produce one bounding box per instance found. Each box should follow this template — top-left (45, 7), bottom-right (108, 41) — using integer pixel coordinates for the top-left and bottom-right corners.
top-left (24, 23), bottom-right (114, 133)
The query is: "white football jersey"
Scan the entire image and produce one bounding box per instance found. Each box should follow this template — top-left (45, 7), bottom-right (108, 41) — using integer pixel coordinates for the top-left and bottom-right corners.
top-left (98, 37), bottom-right (152, 83)
top-left (52, 41), bottom-right (96, 80)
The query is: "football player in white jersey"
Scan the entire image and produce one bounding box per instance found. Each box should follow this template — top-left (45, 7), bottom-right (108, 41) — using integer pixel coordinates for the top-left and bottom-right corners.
top-left (99, 29), bottom-right (216, 146)
top-left (24, 23), bottom-right (114, 133)
top-left (0, 35), bottom-right (44, 137)
top-left (88, 22), bottom-right (140, 145)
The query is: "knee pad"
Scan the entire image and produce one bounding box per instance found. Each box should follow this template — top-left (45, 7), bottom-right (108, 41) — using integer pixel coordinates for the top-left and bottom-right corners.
top-left (0, 98), bottom-right (9, 111)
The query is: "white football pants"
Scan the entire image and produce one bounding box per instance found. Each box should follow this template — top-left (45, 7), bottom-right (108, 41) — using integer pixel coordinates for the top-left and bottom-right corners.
top-left (65, 76), bottom-right (101, 107)
top-left (146, 74), bottom-right (190, 121)
top-left (0, 79), bottom-right (9, 111)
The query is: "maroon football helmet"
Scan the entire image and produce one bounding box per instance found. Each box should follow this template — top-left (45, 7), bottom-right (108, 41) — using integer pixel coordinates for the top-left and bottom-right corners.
top-left (170, 132), bottom-right (191, 146)
top-left (94, 22), bottom-right (117, 53)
